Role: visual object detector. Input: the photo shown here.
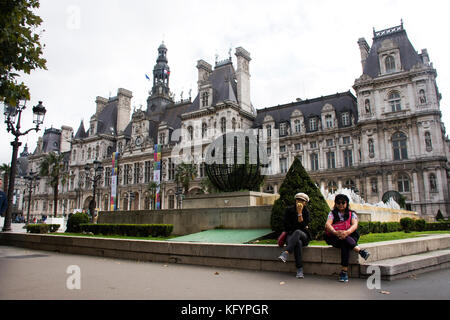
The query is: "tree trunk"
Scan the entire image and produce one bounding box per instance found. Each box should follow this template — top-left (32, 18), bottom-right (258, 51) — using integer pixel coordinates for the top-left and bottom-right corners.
top-left (53, 181), bottom-right (58, 217)
top-left (2, 172), bottom-right (8, 195)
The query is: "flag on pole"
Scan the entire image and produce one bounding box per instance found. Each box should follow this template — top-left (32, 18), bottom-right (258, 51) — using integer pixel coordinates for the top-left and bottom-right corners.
top-left (145, 74), bottom-right (150, 80)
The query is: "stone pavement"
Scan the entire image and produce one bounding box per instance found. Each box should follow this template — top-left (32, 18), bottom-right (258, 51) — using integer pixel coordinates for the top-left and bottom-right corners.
top-left (1, 245), bottom-right (449, 300)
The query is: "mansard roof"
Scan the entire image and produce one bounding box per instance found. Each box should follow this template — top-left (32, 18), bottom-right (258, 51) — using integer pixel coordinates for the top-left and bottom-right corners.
top-left (363, 25), bottom-right (422, 78)
top-left (96, 100), bottom-right (118, 135)
top-left (41, 128), bottom-right (61, 153)
top-left (254, 91), bottom-right (357, 130)
top-left (74, 120), bottom-right (87, 139)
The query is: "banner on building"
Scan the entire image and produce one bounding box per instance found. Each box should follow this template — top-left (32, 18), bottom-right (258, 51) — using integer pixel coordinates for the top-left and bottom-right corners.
top-left (110, 152), bottom-right (119, 211)
top-left (154, 144), bottom-right (161, 209)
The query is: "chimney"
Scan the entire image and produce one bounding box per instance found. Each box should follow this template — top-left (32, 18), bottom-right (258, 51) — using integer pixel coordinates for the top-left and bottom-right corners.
top-left (197, 60), bottom-right (212, 87)
top-left (421, 49), bottom-right (430, 65)
top-left (357, 38), bottom-right (370, 72)
top-left (96, 96), bottom-right (108, 115)
top-left (117, 88), bottom-right (133, 133)
top-left (235, 47), bottom-right (252, 114)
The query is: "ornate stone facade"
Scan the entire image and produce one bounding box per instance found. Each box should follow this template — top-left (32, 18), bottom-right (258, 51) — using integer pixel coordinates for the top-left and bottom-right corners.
top-left (24, 23), bottom-right (449, 220)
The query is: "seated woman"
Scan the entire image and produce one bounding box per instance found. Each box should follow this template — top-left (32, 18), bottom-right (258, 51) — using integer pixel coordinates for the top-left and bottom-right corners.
top-left (278, 192), bottom-right (311, 279)
top-left (324, 194), bottom-right (370, 282)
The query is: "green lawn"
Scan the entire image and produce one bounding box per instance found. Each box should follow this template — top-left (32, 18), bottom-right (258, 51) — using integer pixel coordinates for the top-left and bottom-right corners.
top-left (253, 230), bottom-right (450, 246)
top-left (45, 230), bottom-right (450, 244)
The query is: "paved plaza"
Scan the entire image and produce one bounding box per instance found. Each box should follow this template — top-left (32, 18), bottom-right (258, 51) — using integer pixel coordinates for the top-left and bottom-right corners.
top-left (1, 245), bottom-right (449, 300)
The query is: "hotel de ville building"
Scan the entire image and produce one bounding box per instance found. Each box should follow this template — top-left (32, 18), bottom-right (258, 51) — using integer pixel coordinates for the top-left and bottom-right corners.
top-left (17, 22), bottom-right (449, 221)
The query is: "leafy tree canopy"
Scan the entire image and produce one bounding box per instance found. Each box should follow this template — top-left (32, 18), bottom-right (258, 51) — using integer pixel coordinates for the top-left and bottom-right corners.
top-left (0, 0), bottom-right (47, 106)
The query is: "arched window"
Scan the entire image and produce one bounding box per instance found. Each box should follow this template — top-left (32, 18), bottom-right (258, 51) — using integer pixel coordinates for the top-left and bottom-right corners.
top-left (392, 132), bottom-right (408, 160)
top-left (419, 89), bottom-right (427, 104)
top-left (220, 117), bottom-right (226, 133)
top-left (327, 181), bottom-right (337, 193)
top-left (87, 148), bottom-right (92, 160)
top-left (232, 118), bottom-right (236, 131)
top-left (397, 174), bottom-right (410, 192)
top-left (388, 91), bottom-right (401, 112)
top-left (371, 178), bottom-right (378, 194)
top-left (429, 173), bottom-right (437, 192)
top-left (95, 145), bottom-right (99, 159)
top-left (368, 139), bottom-right (375, 158)
top-left (425, 131), bottom-right (432, 151)
top-left (385, 55), bottom-right (396, 73)
top-left (187, 126), bottom-right (193, 140)
top-left (72, 149), bottom-right (76, 161)
top-left (365, 99), bottom-right (371, 113)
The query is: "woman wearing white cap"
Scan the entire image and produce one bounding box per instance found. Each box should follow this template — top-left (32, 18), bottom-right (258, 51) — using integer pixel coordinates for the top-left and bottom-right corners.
top-left (278, 192), bottom-right (311, 278)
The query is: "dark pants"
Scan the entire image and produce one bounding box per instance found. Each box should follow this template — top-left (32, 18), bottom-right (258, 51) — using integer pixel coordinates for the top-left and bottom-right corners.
top-left (324, 235), bottom-right (357, 267)
top-left (285, 230), bottom-right (309, 268)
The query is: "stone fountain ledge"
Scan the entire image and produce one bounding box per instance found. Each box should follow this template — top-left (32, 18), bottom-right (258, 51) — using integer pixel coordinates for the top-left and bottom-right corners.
top-left (1, 232), bottom-right (449, 280)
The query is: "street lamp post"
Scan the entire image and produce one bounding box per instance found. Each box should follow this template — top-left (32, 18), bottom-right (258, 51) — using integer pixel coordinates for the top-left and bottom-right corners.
top-left (84, 160), bottom-right (103, 222)
top-left (25, 171), bottom-right (40, 225)
top-left (2, 100), bottom-right (46, 231)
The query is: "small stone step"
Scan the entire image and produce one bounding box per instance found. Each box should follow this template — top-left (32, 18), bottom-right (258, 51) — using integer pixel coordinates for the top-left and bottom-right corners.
top-left (360, 249), bottom-right (450, 281)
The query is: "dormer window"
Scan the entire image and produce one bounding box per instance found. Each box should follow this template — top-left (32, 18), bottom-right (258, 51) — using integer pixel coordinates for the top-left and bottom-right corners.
top-left (201, 91), bottom-right (209, 107)
top-left (309, 118), bottom-right (318, 131)
top-left (325, 115), bottom-right (333, 128)
top-left (159, 132), bottom-right (166, 145)
top-left (279, 122), bottom-right (287, 136)
top-left (294, 120), bottom-right (301, 133)
top-left (341, 112), bottom-right (350, 126)
top-left (266, 125), bottom-right (272, 137)
top-left (385, 55), bottom-right (396, 73)
top-left (388, 91), bottom-right (401, 112)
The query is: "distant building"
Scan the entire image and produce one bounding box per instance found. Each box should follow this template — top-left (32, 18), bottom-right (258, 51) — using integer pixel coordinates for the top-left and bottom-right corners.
top-left (25, 23), bottom-right (449, 220)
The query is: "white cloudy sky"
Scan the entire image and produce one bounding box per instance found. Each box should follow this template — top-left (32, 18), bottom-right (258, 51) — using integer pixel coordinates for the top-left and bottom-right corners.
top-left (1, 0), bottom-right (450, 165)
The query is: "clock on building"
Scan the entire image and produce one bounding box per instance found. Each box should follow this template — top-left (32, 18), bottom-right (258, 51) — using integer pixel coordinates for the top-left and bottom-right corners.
top-left (135, 136), bottom-right (143, 147)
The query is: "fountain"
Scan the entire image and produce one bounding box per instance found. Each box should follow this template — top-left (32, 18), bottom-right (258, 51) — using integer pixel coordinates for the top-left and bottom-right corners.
top-left (320, 187), bottom-right (418, 222)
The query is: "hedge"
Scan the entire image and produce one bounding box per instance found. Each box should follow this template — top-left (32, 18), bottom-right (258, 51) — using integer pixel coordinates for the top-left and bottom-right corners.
top-left (358, 219), bottom-right (450, 235)
top-left (66, 212), bottom-right (90, 233)
top-left (79, 224), bottom-right (173, 237)
top-left (26, 224), bottom-right (60, 234)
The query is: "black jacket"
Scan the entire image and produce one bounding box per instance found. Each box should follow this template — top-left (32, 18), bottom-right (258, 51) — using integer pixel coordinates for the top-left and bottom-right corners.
top-left (283, 205), bottom-right (312, 241)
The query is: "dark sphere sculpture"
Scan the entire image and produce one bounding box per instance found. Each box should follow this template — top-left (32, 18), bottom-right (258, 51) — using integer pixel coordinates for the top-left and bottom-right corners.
top-left (204, 132), bottom-right (267, 192)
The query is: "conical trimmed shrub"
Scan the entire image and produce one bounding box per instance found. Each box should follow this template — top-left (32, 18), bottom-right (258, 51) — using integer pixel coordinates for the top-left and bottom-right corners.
top-left (270, 157), bottom-right (330, 239)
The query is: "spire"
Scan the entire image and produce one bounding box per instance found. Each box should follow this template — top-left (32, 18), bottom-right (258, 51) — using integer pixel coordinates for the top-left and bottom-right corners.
top-left (152, 42), bottom-right (171, 97)
top-left (20, 143), bottom-right (29, 157)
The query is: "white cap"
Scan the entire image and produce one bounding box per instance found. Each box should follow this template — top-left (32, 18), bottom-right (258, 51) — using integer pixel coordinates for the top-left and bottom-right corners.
top-left (295, 193), bottom-right (309, 202)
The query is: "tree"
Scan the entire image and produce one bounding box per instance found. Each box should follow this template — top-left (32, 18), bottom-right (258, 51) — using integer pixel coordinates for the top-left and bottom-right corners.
top-left (147, 181), bottom-right (159, 210)
top-left (39, 152), bottom-right (66, 217)
top-left (175, 163), bottom-right (197, 195)
top-left (0, 163), bottom-right (11, 195)
top-left (436, 210), bottom-right (445, 221)
top-left (270, 157), bottom-right (330, 240)
top-left (0, 0), bottom-right (47, 106)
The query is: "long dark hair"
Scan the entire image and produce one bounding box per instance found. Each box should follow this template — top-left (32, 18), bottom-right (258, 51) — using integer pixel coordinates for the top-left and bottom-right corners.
top-left (332, 194), bottom-right (351, 219)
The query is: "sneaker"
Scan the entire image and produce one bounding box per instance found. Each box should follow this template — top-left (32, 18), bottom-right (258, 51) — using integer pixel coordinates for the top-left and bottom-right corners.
top-left (359, 249), bottom-right (371, 260)
top-left (296, 267), bottom-right (304, 278)
top-left (339, 271), bottom-right (348, 282)
top-left (278, 251), bottom-right (288, 263)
